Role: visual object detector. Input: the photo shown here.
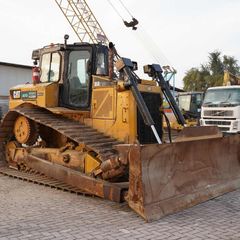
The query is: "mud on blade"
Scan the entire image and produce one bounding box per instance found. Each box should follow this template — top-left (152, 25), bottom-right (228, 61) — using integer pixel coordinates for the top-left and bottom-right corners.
top-left (127, 134), bottom-right (240, 221)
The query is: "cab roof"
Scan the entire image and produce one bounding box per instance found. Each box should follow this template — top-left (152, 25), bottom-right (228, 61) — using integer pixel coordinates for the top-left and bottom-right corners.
top-left (207, 85), bottom-right (240, 90)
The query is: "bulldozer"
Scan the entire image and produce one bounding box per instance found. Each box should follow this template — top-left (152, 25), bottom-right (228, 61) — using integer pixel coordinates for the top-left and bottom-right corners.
top-left (1, 0), bottom-right (240, 222)
top-left (1, 36), bottom-right (240, 221)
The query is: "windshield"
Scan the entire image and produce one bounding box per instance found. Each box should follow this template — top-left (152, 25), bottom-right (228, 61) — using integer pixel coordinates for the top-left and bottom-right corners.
top-left (40, 52), bottom-right (61, 82)
top-left (203, 88), bottom-right (240, 106)
top-left (178, 95), bottom-right (191, 111)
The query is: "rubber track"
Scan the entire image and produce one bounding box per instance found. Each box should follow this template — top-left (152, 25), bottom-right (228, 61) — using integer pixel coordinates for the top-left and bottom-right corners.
top-left (0, 106), bottom-right (122, 163)
top-left (0, 166), bottom-right (92, 196)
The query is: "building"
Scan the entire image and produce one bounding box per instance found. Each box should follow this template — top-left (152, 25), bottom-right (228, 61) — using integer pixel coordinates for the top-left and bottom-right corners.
top-left (0, 61), bottom-right (32, 117)
top-left (0, 61), bottom-right (32, 96)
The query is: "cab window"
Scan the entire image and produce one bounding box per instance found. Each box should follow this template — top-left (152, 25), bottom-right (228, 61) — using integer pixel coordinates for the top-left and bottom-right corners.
top-left (179, 95), bottom-right (191, 111)
top-left (40, 52), bottom-right (61, 82)
top-left (68, 50), bottom-right (91, 108)
top-left (96, 52), bottom-right (108, 75)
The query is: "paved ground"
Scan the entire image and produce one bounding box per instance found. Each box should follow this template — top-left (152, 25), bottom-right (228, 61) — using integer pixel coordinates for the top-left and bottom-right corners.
top-left (0, 174), bottom-right (240, 240)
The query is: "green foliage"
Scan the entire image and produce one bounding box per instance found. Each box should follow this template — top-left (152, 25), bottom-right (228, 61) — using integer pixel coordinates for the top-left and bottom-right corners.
top-left (222, 55), bottom-right (240, 75)
top-left (208, 51), bottom-right (224, 75)
top-left (183, 51), bottom-right (240, 91)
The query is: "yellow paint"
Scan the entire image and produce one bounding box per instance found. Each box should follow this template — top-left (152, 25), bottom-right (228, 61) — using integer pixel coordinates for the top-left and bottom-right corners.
top-left (92, 87), bottom-right (116, 119)
top-left (223, 70), bottom-right (240, 86)
top-left (83, 78), bottom-right (162, 144)
top-left (85, 78), bottom-right (161, 144)
top-left (13, 116), bottom-right (31, 144)
top-left (9, 82), bottom-right (58, 109)
top-left (85, 86), bottom-right (138, 143)
top-left (140, 79), bottom-right (156, 86)
top-left (85, 153), bottom-right (101, 174)
top-left (9, 75), bottom-right (162, 145)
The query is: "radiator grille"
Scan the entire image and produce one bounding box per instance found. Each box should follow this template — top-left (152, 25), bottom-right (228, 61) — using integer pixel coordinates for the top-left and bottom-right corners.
top-left (205, 120), bottom-right (231, 126)
top-left (204, 110), bottom-right (233, 117)
top-left (137, 92), bottom-right (162, 144)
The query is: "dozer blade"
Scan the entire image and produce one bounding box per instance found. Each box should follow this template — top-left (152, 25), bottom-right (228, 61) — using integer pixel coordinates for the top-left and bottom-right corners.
top-left (127, 132), bottom-right (240, 222)
top-left (174, 126), bottom-right (223, 142)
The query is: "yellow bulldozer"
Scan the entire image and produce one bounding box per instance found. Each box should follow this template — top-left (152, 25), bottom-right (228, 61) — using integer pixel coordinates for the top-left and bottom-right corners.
top-left (0, 0), bottom-right (240, 222)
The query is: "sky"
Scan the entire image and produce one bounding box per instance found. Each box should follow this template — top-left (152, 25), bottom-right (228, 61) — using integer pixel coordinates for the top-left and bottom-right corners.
top-left (0, 0), bottom-right (239, 88)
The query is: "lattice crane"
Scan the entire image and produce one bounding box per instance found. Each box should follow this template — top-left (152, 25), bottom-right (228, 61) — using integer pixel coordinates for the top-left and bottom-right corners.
top-left (55, 0), bottom-right (109, 44)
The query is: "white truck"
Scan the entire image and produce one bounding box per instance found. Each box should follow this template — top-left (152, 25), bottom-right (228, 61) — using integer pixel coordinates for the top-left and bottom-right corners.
top-left (200, 85), bottom-right (240, 133)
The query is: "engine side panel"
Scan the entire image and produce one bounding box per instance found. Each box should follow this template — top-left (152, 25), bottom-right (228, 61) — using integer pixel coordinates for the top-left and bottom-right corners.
top-left (9, 82), bottom-right (59, 109)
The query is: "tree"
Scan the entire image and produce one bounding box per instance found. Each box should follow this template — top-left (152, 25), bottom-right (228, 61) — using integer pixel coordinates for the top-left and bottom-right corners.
top-left (208, 51), bottom-right (224, 75)
top-left (223, 55), bottom-right (240, 75)
top-left (183, 68), bottom-right (201, 91)
top-left (183, 51), bottom-right (240, 91)
top-left (183, 67), bottom-right (210, 91)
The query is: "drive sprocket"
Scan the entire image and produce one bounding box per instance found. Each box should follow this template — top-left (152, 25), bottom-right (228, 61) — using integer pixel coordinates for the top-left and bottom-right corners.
top-left (13, 115), bottom-right (38, 145)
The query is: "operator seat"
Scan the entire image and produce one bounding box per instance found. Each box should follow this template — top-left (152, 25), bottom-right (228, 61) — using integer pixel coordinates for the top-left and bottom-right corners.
top-left (69, 76), bottom-right (82, 105)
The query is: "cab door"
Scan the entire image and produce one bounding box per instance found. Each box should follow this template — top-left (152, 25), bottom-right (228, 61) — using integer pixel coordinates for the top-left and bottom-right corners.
top-left (62, 48), bottom-right (92, 109)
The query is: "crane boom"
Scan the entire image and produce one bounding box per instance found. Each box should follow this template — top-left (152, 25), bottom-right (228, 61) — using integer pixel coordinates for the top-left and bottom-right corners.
top-left (55, 0), bottom-right (109, 44)
top-left (223, 70), bottom-right (240, 86)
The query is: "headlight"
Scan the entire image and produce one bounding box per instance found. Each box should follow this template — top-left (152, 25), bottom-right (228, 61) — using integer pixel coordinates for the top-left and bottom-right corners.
top-left (233, 121), bottom-right (238, 130)
top-left (12, 90), bottom-right (21, 99)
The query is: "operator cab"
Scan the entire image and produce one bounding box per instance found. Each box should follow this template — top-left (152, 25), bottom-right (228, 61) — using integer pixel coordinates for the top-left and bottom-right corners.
top-left (32, 41), bottom-right (109, 110)
top-left (177, 92), bottom-right (204, 118)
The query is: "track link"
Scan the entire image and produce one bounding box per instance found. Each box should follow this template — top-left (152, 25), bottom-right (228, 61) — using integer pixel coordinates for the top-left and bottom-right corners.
top-left (0, 106), bottom-right (122, 162)
top-left (0, 166), bottom-right (92, 196)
